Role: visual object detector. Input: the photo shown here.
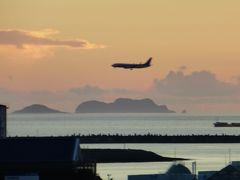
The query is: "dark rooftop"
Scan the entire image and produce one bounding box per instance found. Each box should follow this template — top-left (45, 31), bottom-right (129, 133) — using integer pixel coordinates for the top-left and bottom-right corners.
top-left (0, 137), bottom-right (81, 164)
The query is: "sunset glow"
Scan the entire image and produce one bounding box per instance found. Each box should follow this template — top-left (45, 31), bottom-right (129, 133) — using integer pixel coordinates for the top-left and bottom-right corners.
top-left (1, 0), bottom-right (240, 112)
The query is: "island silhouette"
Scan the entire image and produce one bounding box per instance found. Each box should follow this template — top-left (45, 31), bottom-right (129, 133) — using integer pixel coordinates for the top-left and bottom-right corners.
top-left (12, 98), bottom-right (175, 114)
top-left (76, 98), bottom-right (175, 113)
top-left (13, 104), bottom-right (66, 114)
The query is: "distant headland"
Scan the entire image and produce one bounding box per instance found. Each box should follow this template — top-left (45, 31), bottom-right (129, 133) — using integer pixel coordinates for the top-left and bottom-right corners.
top-left (75, 98), bottom-right (175, 113)
top-left (13, 104), bottom-right (66, 114)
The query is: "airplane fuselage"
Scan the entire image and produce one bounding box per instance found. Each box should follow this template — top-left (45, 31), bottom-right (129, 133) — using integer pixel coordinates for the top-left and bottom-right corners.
top-left (112, 63), bottom-right (149, 69)
top-left (112, 57), bottom-right (152, 70)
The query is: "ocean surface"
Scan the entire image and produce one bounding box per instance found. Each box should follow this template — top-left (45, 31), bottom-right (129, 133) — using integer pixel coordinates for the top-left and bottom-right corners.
top-left (7, 113), bottom-right (240, 180)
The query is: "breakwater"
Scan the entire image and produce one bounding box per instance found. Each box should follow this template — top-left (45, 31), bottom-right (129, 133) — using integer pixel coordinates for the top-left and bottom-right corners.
top-left (77, 134), bottom-right (240, 143)
top-left (7, 134), bottom-right (240, 143)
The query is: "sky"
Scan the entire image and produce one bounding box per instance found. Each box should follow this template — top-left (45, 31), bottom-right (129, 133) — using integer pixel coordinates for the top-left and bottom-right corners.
top-left (1, 0), bottom-right (240, 113)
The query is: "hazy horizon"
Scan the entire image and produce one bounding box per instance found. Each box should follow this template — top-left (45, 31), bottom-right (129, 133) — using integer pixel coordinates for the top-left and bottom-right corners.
top-left (1, 1), bottom-right (240, 113)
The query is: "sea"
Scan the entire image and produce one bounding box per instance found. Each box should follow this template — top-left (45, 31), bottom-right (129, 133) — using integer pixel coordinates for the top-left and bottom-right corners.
top-left (7, 113), bottom-right (240, 180)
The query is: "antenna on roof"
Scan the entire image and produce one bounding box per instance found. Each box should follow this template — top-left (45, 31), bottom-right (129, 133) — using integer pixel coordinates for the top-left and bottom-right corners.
top-left (228, 148), bottom-right (231, 163)
top-left (173, 147), bottom-right (177, 165)
top-left (225, 152), bottom-right (227, 166)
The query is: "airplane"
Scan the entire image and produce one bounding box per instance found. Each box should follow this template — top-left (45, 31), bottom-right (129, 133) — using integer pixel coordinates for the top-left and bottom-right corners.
top-left (112, 57), bottom-right (152, 70)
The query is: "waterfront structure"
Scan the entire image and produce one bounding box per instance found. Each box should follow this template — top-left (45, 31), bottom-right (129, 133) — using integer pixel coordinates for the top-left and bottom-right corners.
top-left (0, 137), bottom-right (99, 180)
top-left (0, 104), bottom-right (7, 138)
top-left (128, 163), bottom-right (196, 180)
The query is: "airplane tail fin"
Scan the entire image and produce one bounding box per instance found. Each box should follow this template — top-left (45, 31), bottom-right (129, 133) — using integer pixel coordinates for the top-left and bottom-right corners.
top-left (145, 57), bottom-right (152, 66)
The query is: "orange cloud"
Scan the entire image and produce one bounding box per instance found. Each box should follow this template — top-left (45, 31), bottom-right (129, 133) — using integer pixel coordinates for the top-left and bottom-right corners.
top-left (0, 29), bottom-right (104, 49)
top-left (0, 29), bottom-right (105, 59)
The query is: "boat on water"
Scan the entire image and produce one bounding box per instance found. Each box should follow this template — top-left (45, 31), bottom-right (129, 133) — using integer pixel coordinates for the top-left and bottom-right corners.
top-left (214, 122), bottom-right (240, 127)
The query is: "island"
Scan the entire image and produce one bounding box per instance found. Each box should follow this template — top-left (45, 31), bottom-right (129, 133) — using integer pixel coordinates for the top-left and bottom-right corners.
top-left (13, 104), bottom-right (66, 114)
top-left (81, 148), bottom-right (186, 163)
top-left (75, 98), bottom-right (175, 113)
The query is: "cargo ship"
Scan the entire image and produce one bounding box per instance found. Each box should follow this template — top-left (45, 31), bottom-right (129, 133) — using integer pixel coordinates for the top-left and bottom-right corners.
top-left (214, 122), bottom-right (240, 127)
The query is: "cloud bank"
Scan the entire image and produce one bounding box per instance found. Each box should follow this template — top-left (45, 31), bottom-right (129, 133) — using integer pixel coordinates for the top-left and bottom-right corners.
top-left (153, 70), bottom-right (239, 97)
top-left (148, 69), bottom-right (240, 112)
top-left (69, 85), bottom-right (137, 97)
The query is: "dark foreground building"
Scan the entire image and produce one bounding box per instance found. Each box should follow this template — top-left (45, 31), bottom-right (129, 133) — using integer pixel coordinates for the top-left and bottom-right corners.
top-left (0, 137), bottom-right (100, 180)
top-left (206, 161), bottom-right (240, 180)
top-left (0, 104), bottom-right (7, 138)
